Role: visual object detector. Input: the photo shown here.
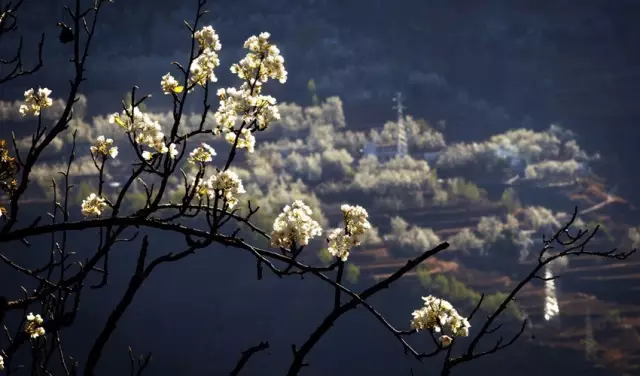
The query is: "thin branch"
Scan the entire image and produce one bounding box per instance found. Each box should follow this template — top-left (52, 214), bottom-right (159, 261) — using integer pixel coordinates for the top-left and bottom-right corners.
top-left (229, 341), bottom-right (269, 376)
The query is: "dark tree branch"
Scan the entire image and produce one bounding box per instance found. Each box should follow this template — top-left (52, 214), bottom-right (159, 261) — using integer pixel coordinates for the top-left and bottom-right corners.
top-left (286, 242), bottom-right (450, 376)
top-left (229, 341), bottom-right (269, 376)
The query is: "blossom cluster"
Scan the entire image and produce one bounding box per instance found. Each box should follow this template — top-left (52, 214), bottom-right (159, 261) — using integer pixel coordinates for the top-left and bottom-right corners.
top-left (230, 32), bottom-right (287, 85)
top-left (108, 107), bottom-right (176, 160)
top-left (24, 312), bottom-right (45, 339)
top-left (0, 139), bottom-right (18, 195)
top-left (160, 73), bottom-right (183, 95)
top-left (271, 200), bottom-right (323, 249)
top-left (212, 32), bottom-right (286, 142)
top-left (90, 135), bottom-right (118, 159)
top-left (81, 193), bottom-right (107, 217)
top-left (160, 26), bottom-right (222, 94)
top-left (188, 26), bottom-right (223, 88)
top-left (224, 128), bottom-right (256, 153)
top-left (213, 86), bottom-right (281, 134)
top-left (411, 296), bottom-right (471, 347)
top-left (194, 25), bottom-right (222, 52)
top-left (19, 87), bottom-right (53, 117)
top-left (189, 48), bottom-right (221, 87)
top-left (192, 170), bottom-right (246, 209)
top-left (0, 354), bottom-right (4, 371)
top-left (326, 204), bottom-right (372, 261)
top-left (188, 142), bottom-right (216, 164)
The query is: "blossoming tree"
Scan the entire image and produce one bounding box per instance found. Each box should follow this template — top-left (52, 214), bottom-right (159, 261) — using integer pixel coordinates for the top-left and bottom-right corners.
top-left (0, 0), bottom-right (634, 375)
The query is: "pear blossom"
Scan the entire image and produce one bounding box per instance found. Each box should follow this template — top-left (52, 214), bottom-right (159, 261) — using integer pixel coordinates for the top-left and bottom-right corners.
top-left (230, 32), bottom-right (287, 85)
top-left (189, 48), bottom-right (221, 87)
top-left (19, 87), bottom-right (53, 117)
top-left (168, 143), bottom-right (179, 159)
top-left (192, 170), bottom-right (246, 208)
top-left (323, 204), bottom-right (371, 262)
top-left (108, 106), bottom-right (169, 156)
top-left (224, 128), bottom-right (255, 153)
top-left (214, 86), bottom-right (281, 132)
top-left (411, 296), bottom-right (470, 341)
top-left (208, 170), bottom-right (246, 208)
top-left (326, 228), bottom-right (351, 261)
top-left (25, 313), bottom-right (45, 339)
top-left (90, 135), bottom-right (118, 159)
top-left (213, 87), bottom-right (247, 129)
top-left (193, 25), bottom-right (222, 52)
top-left (0, 354), bottom-right (4, 371)
top-left (187, 143), bottom-right (216, 164)
top-left (271, 200), bottom-right (323, 249)
top-left (161, 73), bottom-right (183, 94)
top-left (81, 193), bottom-right (107, 217)
top-left (341, 204), bottom-right (372, 238)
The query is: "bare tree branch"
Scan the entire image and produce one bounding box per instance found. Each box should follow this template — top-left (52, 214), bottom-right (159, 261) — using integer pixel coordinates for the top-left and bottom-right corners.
top-left (229, 341), bottom-right (269, 376)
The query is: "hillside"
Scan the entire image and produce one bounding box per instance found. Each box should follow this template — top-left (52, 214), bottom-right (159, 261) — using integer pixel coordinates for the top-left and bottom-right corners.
top-left (327, 177), bottom-right (640, 375)
top-left (6, 94), bottom-right (639, 375)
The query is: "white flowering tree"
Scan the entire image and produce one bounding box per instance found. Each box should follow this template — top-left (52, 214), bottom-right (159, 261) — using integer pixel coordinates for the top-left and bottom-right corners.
top-left (0, 1), bottom-right (635, 375)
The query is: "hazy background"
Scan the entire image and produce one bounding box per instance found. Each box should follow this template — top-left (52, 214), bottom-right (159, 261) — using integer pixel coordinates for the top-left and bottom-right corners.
top-left (3, 0), bottom-right (640, 197)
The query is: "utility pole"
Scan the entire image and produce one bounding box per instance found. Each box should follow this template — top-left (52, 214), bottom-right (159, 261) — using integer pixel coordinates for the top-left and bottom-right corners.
top-left (392, 92), bottom-right (408, 158)
top-left (543, 263), bottom-right (559, 321)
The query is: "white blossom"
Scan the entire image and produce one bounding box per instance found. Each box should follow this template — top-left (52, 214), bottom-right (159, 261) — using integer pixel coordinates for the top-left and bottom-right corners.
top-left (188, 26), bottom-right (222, 88)
top-left (81, 193), bottom-right (107, 217)
top-left (271, 200), bottom-right (323, 249)
top-left (19, 87), bottom-right (53, 117)
top-left (411, 296), bottom-right (470, 338)
top-left (193, 25), bottom-right (222, 52)
top-left (323, 205), bottom-right (371, 262)
top-left (25, 312), bottom-right (45, 339)
top-left (189, 47), bottom-right (221, 87)
top-left (231, 32), bottom-right (287, 85)
top-left (90, 135), bottom-right (118, 159)
top-left (0, 354), bottom-right (4, 371)
top-left (214, 86), bottom-right (281, 132)
top-left (340, 204), bottom-right (371, 239)
top-left (168, 143), bottom-right (179, 159)
top-left (108, 106), bottom-right (169, 156)
top-left (161, 73), bottom-right (183, 94)
top-left (192, 170), bottom-right (246, 209)
top-left (326, 228), bottom-right (351, 261)
top-left (187, 143), bottom-right (216, 164)
top-left (224, 128), bottom-right (255, 153)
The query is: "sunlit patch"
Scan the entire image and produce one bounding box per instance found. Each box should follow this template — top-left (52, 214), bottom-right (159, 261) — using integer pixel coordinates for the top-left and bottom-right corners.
top-left (543, 264), bottom-right (560, 321)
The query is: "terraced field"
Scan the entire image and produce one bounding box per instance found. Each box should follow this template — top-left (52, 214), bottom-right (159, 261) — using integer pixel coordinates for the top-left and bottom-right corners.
top-left (322, 178), bottom-right (640, 375)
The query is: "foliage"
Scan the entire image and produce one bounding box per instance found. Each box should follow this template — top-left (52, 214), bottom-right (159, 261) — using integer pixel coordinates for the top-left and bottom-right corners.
top-left (344, 262), bottom-right (360, 284)
top-left (500, 187), bottom-right (521, 212)
top-left (417, 266), bottom-right (520, 319)
top-left (317, 248), bottom-right (333, 266)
